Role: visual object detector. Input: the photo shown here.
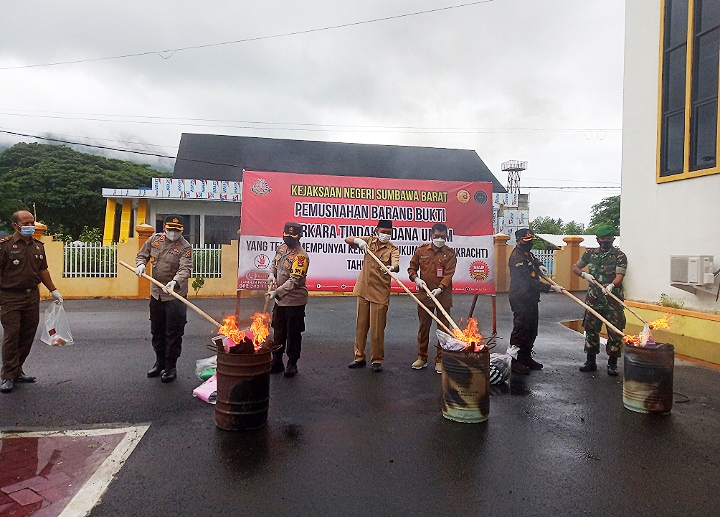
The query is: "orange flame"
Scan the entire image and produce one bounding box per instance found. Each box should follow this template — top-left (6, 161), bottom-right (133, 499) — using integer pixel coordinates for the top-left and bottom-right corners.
top-left (622, 314), bottom-right (671, 346)
top-left (218, 315), bottom-right (245, 344)
top-left (453, 318), bottom-right (484, 352)
top-left (250, 312), bottom-right (271, 351)
top-left (648, 315), bottom-right (670, 331)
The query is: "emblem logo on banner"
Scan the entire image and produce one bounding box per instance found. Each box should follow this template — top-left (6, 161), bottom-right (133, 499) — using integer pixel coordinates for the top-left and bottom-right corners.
top-left (474, 190), bottom-right (488, 204)
top-left (469, 261), bottom-right (490, 280)
top-left (456, 189), bottom-right (471, 203)
top-left (254, 254), bottom-right (270, 269)
top-left (251, 178), bottom-right (272, 196)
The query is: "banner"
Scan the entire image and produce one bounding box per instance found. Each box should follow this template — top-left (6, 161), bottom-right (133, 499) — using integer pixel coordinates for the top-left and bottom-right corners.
top-left (238, 171), bottom-right (495, 294)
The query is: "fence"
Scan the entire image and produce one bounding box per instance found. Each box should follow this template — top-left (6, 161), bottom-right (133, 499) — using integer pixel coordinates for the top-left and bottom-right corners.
top-left (63, 242), bottom-right (118, 278)
top-left (534, 249), bottom-right (555, 277)
top-left (193, 245), bottom-right (222, 278)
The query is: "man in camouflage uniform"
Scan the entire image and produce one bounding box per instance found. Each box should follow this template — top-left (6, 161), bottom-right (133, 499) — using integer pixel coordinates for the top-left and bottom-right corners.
top-left (572, 225), bottom-right (627, 376)
top-left (267, 222), bottom-right (310, 378)
top-left (135, 214), bottom-right (193, 383)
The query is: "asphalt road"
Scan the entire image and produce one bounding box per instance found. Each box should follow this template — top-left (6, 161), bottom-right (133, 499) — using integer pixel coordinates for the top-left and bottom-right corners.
top-left (1, 293), bottom-right (719, 516)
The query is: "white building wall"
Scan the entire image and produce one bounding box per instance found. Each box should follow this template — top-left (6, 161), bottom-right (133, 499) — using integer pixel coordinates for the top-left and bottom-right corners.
top-left (621, 0), bottom-right (720, 312)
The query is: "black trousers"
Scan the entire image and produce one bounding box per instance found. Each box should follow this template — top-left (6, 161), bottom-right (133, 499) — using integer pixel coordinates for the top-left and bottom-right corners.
top-left (509, 299), bottom-right (539, 358)
top-left (149, 297), bottom-right (187, 368)
top-left (271, 304), bottom-right (306, 364)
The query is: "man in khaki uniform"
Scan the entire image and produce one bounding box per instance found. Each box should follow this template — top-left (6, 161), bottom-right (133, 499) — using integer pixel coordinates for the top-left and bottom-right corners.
top-left (345, 220), bottom-right (400, 372)
top-left (135, 215), bottom-right (192, 383)
top-left (267, 222), bottom-right (310, 378)
top-left (0, 211), bottom-right (63, 393)
top-left (407, 223), bottom-right (457, 374)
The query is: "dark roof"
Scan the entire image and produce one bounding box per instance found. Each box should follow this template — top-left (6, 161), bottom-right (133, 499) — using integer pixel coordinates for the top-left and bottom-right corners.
top-left (173, 134), bottom-right (506, 192)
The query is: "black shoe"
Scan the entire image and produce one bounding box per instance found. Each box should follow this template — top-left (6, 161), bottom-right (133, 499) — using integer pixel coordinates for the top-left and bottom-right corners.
top-left (371, 363), bottom-right (383, 372)
top-left (607, 357), bottom-right (619, 376)
top-left (147, 363), bottom-right (165, 378)
top-left (511, 358), bottom-right (530, 374)
top-left (579, 360), bottom-right (597, 372)
top-left (15, 373), bottom-right (37, 383)
top-left (270, 362), bottom-right (285, 374)
top-left (518, 356), bottom-right (543, 370)
top-left (161, 368), bottom-right (177, 383)
top-left (348, 360), bottom-right (367, 369)
top-left (0, 379), bottom-right (13, 393)
top-left (284, 363), bottom-right (298, 377)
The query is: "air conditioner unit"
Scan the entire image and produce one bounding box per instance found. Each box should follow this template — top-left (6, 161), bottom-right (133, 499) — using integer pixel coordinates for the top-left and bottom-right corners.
top-left (670, 255), bottom-right (715, 285)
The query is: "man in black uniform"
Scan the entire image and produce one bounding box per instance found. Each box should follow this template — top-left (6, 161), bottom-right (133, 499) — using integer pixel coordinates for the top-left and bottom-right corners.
top-left (0, 210), bottom-right (63, 393)
top-left (135, 215), bottom-right (193, 383)
top-left (507, 229), bottom-right (562, 374)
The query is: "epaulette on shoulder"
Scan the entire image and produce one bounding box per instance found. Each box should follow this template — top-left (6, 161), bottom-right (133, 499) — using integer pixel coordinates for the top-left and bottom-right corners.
top-left (0, 236), bottom-right (11, 243)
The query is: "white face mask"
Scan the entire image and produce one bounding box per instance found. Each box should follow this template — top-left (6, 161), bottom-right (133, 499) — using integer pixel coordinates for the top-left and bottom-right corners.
top-left (377, 233), bottom-right (391, 243)
top-left (432, 238), bottom-right (446, 248)
top-left (165, 230), bottom-right (182, 241)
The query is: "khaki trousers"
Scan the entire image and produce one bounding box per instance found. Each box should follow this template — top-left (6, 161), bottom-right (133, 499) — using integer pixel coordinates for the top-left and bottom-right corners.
top-left (354, 296), bottom-right (388, 364)
top-left (1, 288), bottom-right (40, 381)
top-left (417, 301), bottom-right (450, 364)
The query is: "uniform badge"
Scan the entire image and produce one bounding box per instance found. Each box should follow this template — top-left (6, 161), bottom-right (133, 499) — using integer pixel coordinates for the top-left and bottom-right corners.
top-left (36, 246), bottom-right (40, 250)
top-left (173, 248), bottom-right (179, 253)
top-left (12, 244), bottom-right (17, 249)
top-left (39, 255), bottom-right (43, 259)
top-left (12, 259), bottom-right (19, 265)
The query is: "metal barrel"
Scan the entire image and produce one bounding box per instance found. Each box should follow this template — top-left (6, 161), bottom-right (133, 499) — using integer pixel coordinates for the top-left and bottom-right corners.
top-left (440, 347), bottom-right (490, 423)
top-left (215, 340), bottom-right (271, 431)
top-left (623, 343), bottom-right (674, 415)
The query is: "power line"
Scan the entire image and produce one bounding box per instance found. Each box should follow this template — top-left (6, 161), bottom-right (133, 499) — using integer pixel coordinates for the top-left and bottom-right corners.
top-left (0, 127), bottom-right (178, 149)
top-left (0, 1), bottom-right (495, 71)
top-left (523, 186), bottom-right (621, 190)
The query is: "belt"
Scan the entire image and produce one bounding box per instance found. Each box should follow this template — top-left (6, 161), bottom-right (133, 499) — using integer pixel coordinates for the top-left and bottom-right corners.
top-left (0, 287), bottom-right (39, 293)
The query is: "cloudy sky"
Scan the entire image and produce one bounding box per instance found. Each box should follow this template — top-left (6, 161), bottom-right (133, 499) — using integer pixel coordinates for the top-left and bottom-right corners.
top-left (0, 0), bottom-right (625, 226)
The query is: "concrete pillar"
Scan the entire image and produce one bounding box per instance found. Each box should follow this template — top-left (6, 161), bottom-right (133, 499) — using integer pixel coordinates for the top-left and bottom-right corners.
top-left (103, 199), bottom-right (117, 245)
top-left (494, 233), bottom-right (511, 293)
top-left (119, 201), bottom-right (132, 242)
top-left (137, 199), bottom-right (147, 226)
top-left (136, 223), bottom-right (155, 299)
top-left (562, 236), bottom-right (586, 291)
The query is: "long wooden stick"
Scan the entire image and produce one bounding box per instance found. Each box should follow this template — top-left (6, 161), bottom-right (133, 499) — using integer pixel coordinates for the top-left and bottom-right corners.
top-left (364, 248), bottom-right (454, 335)
top-left (540, 273), bottom-right (626, 337)
top-left (119, 260), bottom-right (222, 328)
top-left (420, 283), bottom-right (462, 332)
top-left (590, 278), bottom-right (648, 325)
top-left (467, 294), bottom-right (479, 321)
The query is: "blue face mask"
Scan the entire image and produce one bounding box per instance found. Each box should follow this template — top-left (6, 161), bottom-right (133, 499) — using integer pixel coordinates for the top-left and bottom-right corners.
top-left (19, 225), bottom-right (35, 237)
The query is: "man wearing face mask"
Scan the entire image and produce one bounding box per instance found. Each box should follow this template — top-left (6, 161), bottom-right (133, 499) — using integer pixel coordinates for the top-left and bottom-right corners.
top-left (507, 228), bottom-right (562, 374)
top-left (135, 215), bottom-right (192, 383)
top-left (345, 220), bottom-right (400, 372)
top-left (572, 225), bottom-right (627, 376)
top-left (407, 223), bottom-right (457, 374)
top-left (0, 211), bottom-right (62, 393)
top-left (267, 222), bottom-right (310, 378)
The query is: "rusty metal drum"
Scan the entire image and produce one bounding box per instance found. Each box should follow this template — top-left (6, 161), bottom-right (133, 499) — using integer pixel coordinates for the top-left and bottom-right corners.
top-left (623, 343), bottom-right (674, 415)
top-left (441, 347), bottom-right (490, 423)
top-left (215, 339), bottom-right (272, 430)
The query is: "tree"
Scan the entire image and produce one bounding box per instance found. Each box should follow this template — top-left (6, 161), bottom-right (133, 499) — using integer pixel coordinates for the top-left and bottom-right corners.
top-left (530, 216), bottom-right (564, 234)
top-left (0, 143), bottom-right (159, 238)
top-left (563, 220), bottom-right (585, 235)
top-left (587, 195), bottom-right (620, 234)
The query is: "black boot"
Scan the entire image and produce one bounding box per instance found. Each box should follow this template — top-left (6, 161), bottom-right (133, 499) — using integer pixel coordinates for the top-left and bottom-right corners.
top-left (270, 353), bottom-right (285, 374)
top-left (284, 361), bottom-right (298, 377)
top-left (147, 354), bottom-right (165, 378)
top-left (511, 358), bottom-right (530, 374)
top-left (607, 356), bottom-right (619, 376)
top-left (161, 360), bottom-right (177, 383)
top-left (579, 353), bottom-right (597, 372)
top-left (517, 351), bottom-right (543, 370)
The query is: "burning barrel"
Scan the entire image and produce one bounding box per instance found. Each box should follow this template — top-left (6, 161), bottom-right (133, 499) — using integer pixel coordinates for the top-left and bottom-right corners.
top-left (623, 343), bottom-right (675, 415)
top-left (441, 346), bottom-right (490, 423)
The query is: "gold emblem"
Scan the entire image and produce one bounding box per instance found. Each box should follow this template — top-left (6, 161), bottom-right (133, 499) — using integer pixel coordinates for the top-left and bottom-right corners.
top-left (456, 190), bottom-right (471, 203)
top-left (13, 259), bottom-right (20, 265)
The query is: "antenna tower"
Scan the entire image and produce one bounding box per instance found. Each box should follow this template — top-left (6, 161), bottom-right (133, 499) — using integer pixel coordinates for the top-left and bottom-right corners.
top-left (501, 160), bottom-right (527, 194)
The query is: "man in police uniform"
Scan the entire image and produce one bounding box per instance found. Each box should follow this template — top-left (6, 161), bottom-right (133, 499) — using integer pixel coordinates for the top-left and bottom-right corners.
top-left (267, 222), bottom-right (310, 378)
top-left (135, 215), bottom-right (192, 383)
top-left (345, 220), bottom-right (400, 372)
top-left (407, 223), bottom-right (457, 374)
top-left (508, 228), bottom-right (562, 374)
top-left (1, 210), bottom-right (63, 393)
top-left (572, 225), bottom-right (627, 376)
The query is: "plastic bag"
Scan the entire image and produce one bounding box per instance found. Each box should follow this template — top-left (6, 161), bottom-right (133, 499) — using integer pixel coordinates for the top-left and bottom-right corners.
top-left (193, 374), bottom-right (217, 404)
top-left (489, 353), bottom-right (512, 385)
top-left (40, 304), bottom-right (74, 346)
top-left (436, 330), bottom-right (467, 351)
top-left (195, 356), bottom-right (217, 380)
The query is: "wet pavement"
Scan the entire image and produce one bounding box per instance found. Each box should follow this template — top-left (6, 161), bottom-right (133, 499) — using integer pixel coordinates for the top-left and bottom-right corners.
top-left (1, 294), bottom-right (719, 516)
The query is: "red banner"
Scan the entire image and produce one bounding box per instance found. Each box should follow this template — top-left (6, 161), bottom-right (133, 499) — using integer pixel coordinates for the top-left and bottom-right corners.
top-left (238, 171), bottom-right (495, 294)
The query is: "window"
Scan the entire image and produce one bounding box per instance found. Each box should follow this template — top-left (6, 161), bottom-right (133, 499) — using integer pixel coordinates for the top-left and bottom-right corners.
top-left (659, 0), bottom-right (720, 181)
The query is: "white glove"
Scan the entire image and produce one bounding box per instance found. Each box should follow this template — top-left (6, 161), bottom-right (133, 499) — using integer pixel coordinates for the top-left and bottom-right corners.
top-left (164, 280), bottom-right (177, 293)
top-left (50, 290), bottom-right (63, 303)
top-left (605, 284), bottom-right (615, 293)
top-left (353, 238), bottom-right (367, 251)
top-left (550, 285), bottom-right (563, 293)
top-left (267, 273), bottom-right (276, 289)
top-left (431, 287), bottom-right (442, 297)
top-left (539, 265), bottom-right (549, 276)
top-left (580, 272), bottom-right (594, 282)
top-left (267, 290), bottom-right (277, 301)
top-left (134, 264), bottom-right (146, 277)
top-left (414, 277), bottom-right (427, 290)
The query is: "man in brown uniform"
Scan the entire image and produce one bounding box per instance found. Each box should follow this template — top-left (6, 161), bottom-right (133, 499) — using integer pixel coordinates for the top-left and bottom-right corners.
top-left (345, 220), bottom-right (400, 372)
top-left (1, 210), bottom-right (63, 393)
top-left (267, 222), bottom-right (310, 378)
top-left (407, 223), bottom-right (457, 374)
top-left (135, 215), bottom-right (193, 383)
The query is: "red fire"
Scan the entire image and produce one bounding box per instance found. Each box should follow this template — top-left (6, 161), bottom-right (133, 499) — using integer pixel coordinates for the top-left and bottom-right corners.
top-left (622, 315), bottom-right (671, 347)
top-left (250, 312), bottom-right (271, 351)
top-left (218, 313), bottom-right (271, 353)
top-left (453, 318), bottom-right (485, 352)
top-left (218, 315), bottom-right (245, 344)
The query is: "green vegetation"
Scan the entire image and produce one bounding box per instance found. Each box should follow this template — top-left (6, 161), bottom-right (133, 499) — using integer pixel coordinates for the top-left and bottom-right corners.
top-left (0, 142), bottom-right (158, 238)
top-left (191, 275), bottom-right (206, 297)
top-left (530, 216), bottom-right (586, 235)
top-left (587, 195), bottom-right (620, 234)
top-left (658, 293), bottom-right (685, 309)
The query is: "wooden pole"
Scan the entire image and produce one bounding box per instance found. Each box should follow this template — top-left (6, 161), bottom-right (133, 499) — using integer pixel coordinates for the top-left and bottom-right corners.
top-left (420, 283), bottom-right (462, 332)
top-left (540, 273), bottom-right (626, 338)
top-left (467, 294), bottom-right (479, 321)
top-left (491, 294), bottom-right (497, 335)
top-left (119, 260), bottom-right (222, 328)
top-left (590, 278), bottom-right (648, 325)
top-left (363, 249), bottom-right (455, 336)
